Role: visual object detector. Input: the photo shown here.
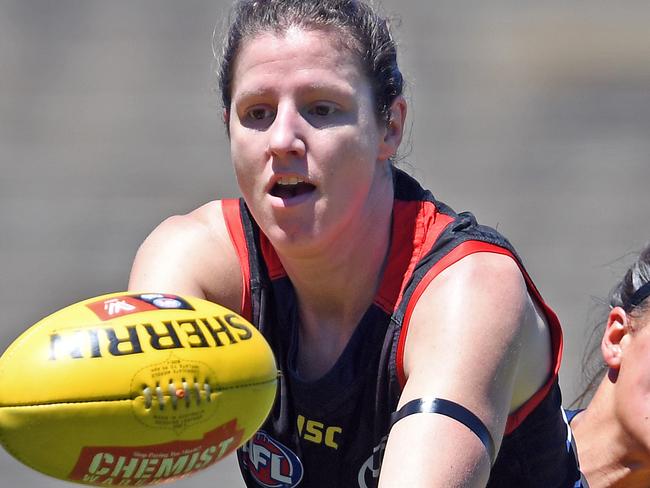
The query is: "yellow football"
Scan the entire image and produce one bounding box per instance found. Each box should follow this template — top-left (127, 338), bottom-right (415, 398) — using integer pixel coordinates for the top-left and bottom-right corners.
top-left (0, 292), bottom-right (277, 486)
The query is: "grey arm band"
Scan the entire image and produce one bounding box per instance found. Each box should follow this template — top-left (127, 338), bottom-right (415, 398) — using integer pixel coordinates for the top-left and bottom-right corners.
top-left (390, 397), bottom-right (497, 466)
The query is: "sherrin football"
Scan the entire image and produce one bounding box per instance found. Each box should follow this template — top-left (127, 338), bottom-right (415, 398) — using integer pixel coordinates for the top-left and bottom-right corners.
top-left (0, 292), bottom-right (277, 486)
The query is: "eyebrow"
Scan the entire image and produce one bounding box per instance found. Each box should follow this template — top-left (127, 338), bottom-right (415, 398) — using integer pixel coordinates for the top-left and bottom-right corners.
top-left (233, 81), bottom-right (356, 103)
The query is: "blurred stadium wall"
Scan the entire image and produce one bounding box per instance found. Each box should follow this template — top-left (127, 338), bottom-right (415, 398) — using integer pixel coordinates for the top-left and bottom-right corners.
top-left (1, 2), bottom-right (648, 486)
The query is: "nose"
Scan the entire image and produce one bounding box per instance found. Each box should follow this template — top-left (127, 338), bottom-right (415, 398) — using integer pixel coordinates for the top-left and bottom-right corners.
top-left (267, 103), bottom-right (306, 159)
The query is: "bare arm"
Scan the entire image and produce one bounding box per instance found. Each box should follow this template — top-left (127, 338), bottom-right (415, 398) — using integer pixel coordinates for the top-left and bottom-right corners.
top-left (128, 200), bottom-right (243, 313)
top-left (379, 252), bottom-right (551, 487)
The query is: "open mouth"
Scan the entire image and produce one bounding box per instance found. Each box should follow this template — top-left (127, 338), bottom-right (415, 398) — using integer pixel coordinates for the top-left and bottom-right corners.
top-left (269, 176), bottom-right (316, 199)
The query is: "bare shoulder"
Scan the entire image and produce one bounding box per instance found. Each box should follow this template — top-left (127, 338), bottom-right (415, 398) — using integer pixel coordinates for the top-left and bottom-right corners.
top-left (382, 253), bottom-right (547, 487)
top-left (408, 251), bottom-right (529, 343)
top-left (403, 251), bottom-right (550, 413)
top-left (128, 200), bottom-right (243, 313)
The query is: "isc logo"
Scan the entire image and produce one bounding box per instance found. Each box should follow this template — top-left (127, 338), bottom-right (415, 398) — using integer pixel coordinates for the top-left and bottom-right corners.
top-left (296, 415), bottom-right (342, 449)
top-left (241, 432), bottom-right (303, 488)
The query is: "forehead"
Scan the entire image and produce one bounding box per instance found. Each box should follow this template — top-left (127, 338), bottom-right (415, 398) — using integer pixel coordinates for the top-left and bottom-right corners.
top-left (231, 27), bottom-right (366, 94)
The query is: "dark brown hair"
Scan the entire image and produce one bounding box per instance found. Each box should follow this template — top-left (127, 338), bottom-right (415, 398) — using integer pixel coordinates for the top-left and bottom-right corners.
top-left (574, 243), bottom-right (650, 406)
top-left (215, 0), bottom-right (404, 126)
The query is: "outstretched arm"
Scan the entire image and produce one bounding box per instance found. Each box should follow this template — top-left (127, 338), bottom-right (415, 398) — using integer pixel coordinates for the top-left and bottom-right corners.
top-left (379, 251), bottom-right (550, 487)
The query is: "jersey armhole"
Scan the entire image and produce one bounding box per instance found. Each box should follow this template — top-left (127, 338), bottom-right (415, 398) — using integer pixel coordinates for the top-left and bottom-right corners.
top-left (396, 240), bottom-right (563, 434)
top-left (221, 199), bottom-right (253, 322)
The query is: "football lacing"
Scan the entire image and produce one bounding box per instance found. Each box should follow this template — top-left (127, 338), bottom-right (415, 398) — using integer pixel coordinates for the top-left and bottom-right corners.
top-left (142, 378), bottom-right (212, 410)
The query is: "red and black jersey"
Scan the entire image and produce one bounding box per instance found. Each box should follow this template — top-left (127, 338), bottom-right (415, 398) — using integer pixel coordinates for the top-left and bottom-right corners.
top-left (223, 168), bottom-right (580, 487)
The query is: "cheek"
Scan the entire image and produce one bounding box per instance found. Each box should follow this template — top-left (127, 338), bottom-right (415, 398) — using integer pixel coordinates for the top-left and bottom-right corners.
top-left (326, 129), bottom-right (380, 172)
top-left (616, 350), bottom-right (650, 446)
top-left (230, 131), bottom-right (262, 184)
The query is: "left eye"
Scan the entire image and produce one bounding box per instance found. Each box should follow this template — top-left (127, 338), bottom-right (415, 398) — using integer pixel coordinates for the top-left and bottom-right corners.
top-left (247, 107), bottom-right (275, 121)
top-left (308, 103), bottom-right (337, 117)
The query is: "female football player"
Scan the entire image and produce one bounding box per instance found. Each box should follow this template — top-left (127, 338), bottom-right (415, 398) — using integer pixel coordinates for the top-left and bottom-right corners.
top-left (129, 1), bottom-right (580, 485)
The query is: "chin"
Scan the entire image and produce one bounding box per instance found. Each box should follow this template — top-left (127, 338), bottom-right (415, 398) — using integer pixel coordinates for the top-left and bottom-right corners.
top-left (269, 224), bottom-right (315, 246)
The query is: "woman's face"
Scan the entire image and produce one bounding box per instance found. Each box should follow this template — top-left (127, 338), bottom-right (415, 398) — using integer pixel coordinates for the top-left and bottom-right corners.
top-left (227, 27), bottom-right (398, 254)
top-left (610, 308), bottom-right (650, 451)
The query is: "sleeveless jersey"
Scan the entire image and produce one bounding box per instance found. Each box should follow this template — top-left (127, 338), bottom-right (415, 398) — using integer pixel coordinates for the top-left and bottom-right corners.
top-left (222, 168), bottom-right (580, 487)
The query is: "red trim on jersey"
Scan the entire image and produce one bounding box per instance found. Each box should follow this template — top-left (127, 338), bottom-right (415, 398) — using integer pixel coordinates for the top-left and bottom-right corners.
top-left (259, 233), bottom-right (287, 280)
top-left (395, 241), bottom-right (563, 435)
top-left (374, 200), bottom-right (454, 314)
top-left (505, 272), bottom-right (563, 434)
top-left (221, 199), bottom-right (253, 322)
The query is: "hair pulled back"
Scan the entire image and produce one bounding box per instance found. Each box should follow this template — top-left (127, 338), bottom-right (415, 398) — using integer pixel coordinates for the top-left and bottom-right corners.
top-left (575, 243), bottom-right (650, 406)
top-left (609, 244), bottom-right (650, 315)
top-left (216, 0), bottom-right (404, 125)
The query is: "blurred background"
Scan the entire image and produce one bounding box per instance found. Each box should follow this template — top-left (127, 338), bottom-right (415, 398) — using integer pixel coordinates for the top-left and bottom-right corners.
top-left (1, 1), bottom-right (648, 486)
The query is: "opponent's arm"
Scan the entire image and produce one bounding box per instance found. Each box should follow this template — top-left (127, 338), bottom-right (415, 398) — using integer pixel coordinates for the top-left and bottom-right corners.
top-left (379, 252), bottom-right (549, 487)
top-left (128, 200), bottom-right (243, 313)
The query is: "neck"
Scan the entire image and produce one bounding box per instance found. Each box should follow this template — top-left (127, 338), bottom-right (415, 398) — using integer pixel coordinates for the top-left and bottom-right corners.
top-left (284, 177), bottom-right (393, 329)
top-left (276, 164), bottom-right (394, 329)
top-left (573, 379), bottom-right (650, 488)
top-left (273, 167), bottom-right (394, 380)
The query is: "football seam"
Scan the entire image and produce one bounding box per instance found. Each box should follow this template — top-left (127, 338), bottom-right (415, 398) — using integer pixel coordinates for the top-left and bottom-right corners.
top-left (0, 375), bottom-right (277, 479)
top-left (0, 376), bottom-right (277, 408)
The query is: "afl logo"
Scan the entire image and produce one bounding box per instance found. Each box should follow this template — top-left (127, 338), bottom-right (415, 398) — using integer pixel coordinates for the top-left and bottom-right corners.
top-left (242, 431), bottom-right (303, 488)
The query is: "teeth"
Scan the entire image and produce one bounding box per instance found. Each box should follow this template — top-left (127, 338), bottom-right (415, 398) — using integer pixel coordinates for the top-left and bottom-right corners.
top-left (277, 176), bottom-right (304, 185)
